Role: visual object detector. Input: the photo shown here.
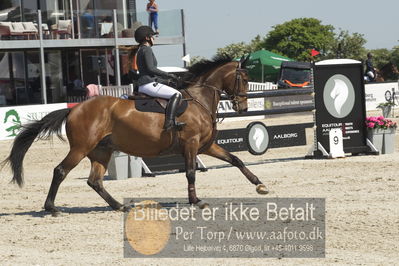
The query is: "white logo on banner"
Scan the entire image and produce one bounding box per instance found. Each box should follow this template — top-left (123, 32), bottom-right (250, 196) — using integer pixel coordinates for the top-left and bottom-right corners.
top-left (252, 127), bottom-right (264, 149)
top-left (323, 74), bottom-right (355, 118)
top-left (0, 103), bottom-right (67, 140)
top-left (247, 122), bottom-right (269, 155)
top-left (330, 79), bottom-right (349, 115)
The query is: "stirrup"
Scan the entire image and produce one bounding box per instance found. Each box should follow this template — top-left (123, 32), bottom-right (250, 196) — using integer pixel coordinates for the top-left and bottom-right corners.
top-left (175, 121), bottom-right (186, 131)
top-left (164, 120), bottom-right (185, 131)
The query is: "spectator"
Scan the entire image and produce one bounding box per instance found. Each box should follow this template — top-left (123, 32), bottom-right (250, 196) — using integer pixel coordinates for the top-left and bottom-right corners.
top-left (365, 52), bottom-right (376, 82)
top-left (101, 15), bottom-right (124, 38)
top-left (73, 77), bottom-right (84, 90)
top-left (146, 0), bottom-right (159, 34)
top-left (81, 9), bottom-right (95, 38)
top-left (86, 84), bottom-right (100, 97)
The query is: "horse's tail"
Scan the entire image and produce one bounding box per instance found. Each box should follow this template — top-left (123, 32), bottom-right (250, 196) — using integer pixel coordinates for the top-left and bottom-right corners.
top-left (1, 108), bottom-right (71, 187)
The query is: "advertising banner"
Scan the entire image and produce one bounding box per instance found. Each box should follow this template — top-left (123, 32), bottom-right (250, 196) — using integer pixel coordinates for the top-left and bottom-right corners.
top-left (143, 122), bottom-right (312, 174)
top-left (0, 103), bottom-right (67, 141)
top-left (364, 82), bottom-right (398, 110)
top-left (264, 94), bottom-right (314, 110)
top-left (215, 128), bottom-right (247, 152)
top-left (313, 60), bottom-right (369, 155)
top-left (218, 94), bottom-right (265, 114)
top-left (217, 92), bottom-right (265, 121)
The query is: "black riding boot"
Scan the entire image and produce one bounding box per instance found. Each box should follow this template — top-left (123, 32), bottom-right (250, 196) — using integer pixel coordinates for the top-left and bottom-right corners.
top-left (163, 93), bottom-right (186, 131)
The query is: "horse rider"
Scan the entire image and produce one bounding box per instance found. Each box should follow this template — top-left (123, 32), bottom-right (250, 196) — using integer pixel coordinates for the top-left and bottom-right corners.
top-left (365, 52), bottom-right (376, 82)
top-left (134, 25), bottom-right (185, 131)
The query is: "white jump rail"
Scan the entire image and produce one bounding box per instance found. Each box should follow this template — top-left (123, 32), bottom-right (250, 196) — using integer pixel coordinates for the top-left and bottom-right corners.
top-left (248, 82), bottom-right (277, 91)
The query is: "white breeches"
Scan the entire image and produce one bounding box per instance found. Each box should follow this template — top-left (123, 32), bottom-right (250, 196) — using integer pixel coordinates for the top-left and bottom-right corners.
top-left (138, 82), bottom-right (181, 99)
top-left (367, 71), bottom-right (375, 79)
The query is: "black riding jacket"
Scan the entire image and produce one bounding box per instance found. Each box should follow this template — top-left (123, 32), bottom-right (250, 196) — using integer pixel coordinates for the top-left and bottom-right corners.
top-left (365, 58), bottom-right (375, 74)
top-left (136, 45), bottom-right (174, 86)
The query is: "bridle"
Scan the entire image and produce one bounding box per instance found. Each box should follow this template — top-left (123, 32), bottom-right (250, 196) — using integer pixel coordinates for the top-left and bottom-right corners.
top-left (182, 61), bottom-right (248, 153)
top-left (185, 62), bottom-right (248, 121)
top-left (229, 61), bottom-right (248, 110)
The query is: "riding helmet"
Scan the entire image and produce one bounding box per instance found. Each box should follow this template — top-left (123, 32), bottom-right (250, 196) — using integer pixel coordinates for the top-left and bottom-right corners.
top-left (134, 26), bottom-right (157, 43)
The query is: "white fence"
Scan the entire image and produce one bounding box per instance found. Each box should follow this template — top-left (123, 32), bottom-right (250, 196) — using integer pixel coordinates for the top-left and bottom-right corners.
top-left (99, 84), bottom-right (134, 97)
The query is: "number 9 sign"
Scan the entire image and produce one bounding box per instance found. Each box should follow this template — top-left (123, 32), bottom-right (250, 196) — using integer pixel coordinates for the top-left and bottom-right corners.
top-left (329, 128), bottom-right (345, 158)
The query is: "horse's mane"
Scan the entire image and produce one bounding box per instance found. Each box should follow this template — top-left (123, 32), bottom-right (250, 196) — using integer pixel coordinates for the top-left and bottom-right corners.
top-left (180, 55), bottom-right (233, 88)
top-left (187, 55), bottom-right (233, 76)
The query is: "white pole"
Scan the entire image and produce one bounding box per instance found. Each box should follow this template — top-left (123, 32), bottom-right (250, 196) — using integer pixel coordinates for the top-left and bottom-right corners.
top-left (38, 10), bottom-right (47, 104)
top-left (113, 9), bottom-right (121, 86)
top-left (122, 0), bottom-right (128, 29)
top-left (70, 0), bottom-right (75, 39)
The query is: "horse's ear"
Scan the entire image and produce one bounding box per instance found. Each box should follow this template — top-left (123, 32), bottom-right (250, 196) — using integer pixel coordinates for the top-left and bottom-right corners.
top-left (239, 54), bottom-right (250, 68)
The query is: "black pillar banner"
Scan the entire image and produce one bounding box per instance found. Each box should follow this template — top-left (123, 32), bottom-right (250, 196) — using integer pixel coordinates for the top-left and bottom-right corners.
top-left (314, 60), bottom-right (369, 155)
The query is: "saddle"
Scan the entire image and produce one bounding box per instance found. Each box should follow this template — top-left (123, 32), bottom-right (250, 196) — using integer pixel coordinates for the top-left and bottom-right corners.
top-left (128, 93), bottom-right (188, 116)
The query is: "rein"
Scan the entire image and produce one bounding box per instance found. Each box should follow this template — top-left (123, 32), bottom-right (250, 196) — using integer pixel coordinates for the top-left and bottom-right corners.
top-left (180, 82), bottom-right (220, 154)
top-left (182, 61), bottom-right (248, 153)
top-left (184, 85), bottom-right (220, 124)
top-left (184, 62), bottom-right (248, 123)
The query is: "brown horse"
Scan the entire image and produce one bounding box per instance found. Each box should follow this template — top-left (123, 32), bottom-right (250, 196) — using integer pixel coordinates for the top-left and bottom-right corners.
top-left (1, 56), bottom-right (268, 215)
top-left (375, 61), bottom-right (399, 82)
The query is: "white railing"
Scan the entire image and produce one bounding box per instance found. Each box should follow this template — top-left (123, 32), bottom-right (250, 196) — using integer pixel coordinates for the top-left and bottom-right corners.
top-left (248, 82), bottom-right (277, 91)
top-left (67, 95), bottom-right (88, 102)
top-left (99, 84), bottom-right (134, 97)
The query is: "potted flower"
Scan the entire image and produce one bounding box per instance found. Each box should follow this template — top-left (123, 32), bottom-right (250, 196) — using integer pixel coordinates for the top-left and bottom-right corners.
top-left (366, 116), bottom-right (397, 154)
top-left (377, 100), bottom-right (396, 118)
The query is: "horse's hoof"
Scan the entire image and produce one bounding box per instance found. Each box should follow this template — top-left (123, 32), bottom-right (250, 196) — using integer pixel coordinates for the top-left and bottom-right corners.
top-left (45, 206), bottom-right (61, 216)
top-left (118, 205), bottom-right (132, 212)
top-left (51, 211), bottom-right (61, 217)
top-left (196, 200), bottom-right (209, 209)
top-left (256, 184), bottom-right (269, 195)
top-left (45, 209), bottom-right (61, 217)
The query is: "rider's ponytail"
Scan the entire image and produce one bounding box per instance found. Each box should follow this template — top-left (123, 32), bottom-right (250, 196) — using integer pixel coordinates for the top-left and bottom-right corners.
top-left (130, 46), bottom-right (139, 72)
